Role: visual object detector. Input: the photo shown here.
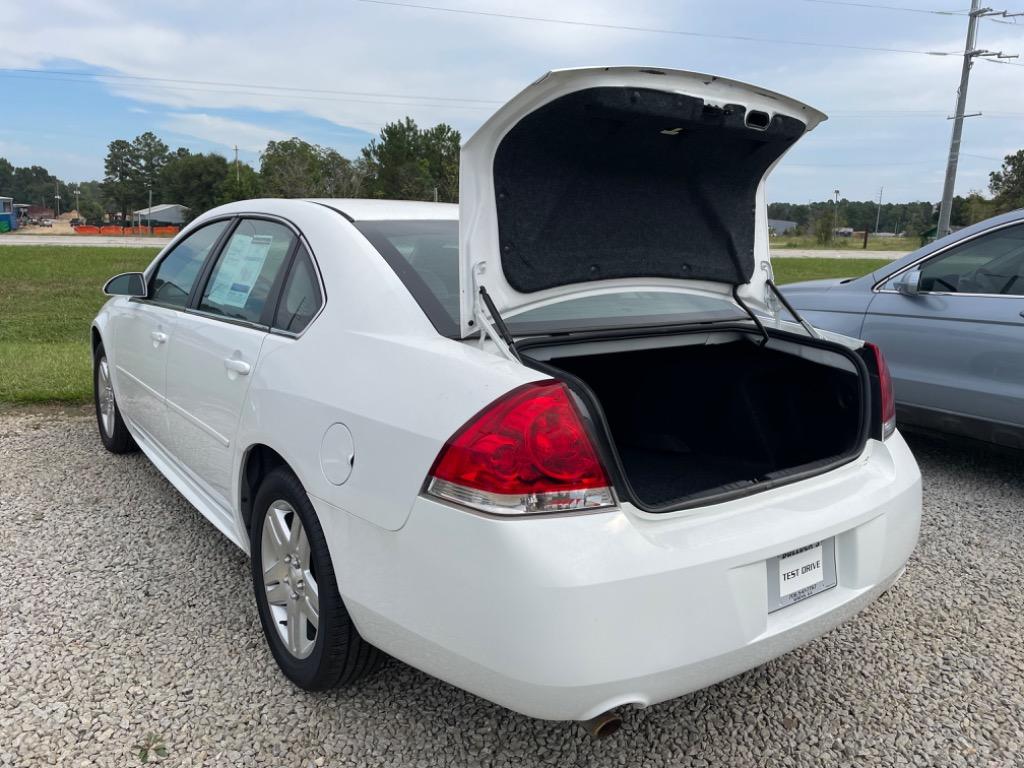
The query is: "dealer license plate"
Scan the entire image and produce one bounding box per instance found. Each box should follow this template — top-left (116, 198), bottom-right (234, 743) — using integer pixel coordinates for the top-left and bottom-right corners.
top-left (766, 538), bottom-right (837, 612)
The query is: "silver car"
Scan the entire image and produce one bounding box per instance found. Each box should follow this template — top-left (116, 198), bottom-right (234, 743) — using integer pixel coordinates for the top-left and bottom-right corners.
top-left (783, 210), bottom-right (1024, 450)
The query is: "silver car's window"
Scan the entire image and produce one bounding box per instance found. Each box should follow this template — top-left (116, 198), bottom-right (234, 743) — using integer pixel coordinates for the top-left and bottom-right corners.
top-left (149, 221), bottom-right (229, 308)
top-left (199, 219), bottom-right (295, 325)
top-left (918, 224), bottom-right (1024, 296)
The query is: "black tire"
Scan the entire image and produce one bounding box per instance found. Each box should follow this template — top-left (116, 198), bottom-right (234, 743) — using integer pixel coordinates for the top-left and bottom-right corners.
top-left (250, 466), bottom-right (383, 690)
top-left (93, 342), bottom-right (137, 454)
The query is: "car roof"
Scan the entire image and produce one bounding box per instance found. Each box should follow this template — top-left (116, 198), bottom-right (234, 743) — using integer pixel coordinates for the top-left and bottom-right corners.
top-left (307, 198), bottom-right (457, 221)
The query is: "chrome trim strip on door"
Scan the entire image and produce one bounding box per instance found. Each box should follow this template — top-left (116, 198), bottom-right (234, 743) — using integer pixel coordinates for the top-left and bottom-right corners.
top-left (115, 364), bottom-right (165, 402)
top-left (164, 396), bottom-right (232, 447)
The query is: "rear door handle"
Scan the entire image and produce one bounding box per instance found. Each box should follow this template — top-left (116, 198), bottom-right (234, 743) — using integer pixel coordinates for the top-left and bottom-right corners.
top-left (223, 358), bottom-right (251, 375)
top-left (150, 331), bottom-right (168, 344)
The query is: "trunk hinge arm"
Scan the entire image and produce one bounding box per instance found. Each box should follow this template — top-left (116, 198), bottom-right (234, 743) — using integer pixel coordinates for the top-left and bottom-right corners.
top-left (732, 285), bottom-right (770, 347)
top-left (474, 281), bottom-right (521, 362)
top-left (765, 278), bottom-right (822, 340)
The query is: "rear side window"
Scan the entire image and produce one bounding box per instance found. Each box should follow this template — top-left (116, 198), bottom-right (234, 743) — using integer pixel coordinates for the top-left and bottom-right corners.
top-left (355, 219), bottom-right (460, 336)
top-left (273, 246), bottom-right (323, 333)
top-left (150, 221), bottom-right (229, 307)
top-left (354, 219), bottom-right (742, 336)
top-left (200, 219), bottom-right (295, 325)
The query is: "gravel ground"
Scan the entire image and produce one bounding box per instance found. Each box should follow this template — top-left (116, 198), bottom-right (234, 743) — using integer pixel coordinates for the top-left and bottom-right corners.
top-left (1, 410), bottom-right (1022, 767)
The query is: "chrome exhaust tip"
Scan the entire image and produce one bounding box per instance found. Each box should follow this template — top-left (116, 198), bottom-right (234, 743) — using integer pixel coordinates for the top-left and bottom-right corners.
top-left (580, 710), bottom-right (623, 739)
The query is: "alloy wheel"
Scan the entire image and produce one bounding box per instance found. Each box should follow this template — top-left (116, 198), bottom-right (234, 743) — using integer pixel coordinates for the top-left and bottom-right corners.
top-left (97, 357), bottom-right (116, 438)
top-left (261, 500), bottom-right (320, 659)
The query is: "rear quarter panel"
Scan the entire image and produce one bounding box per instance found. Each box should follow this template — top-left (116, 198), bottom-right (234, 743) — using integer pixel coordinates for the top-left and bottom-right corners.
top-left (233, 212), bottom-right (543, 533)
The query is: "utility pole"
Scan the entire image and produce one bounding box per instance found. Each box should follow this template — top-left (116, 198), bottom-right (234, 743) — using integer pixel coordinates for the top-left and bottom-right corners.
top-left (73, 186), bottom-right (80, 215)
top-left (234, 145), bottom-right (240, 184)
top-left (875, 187), bottom-right (884, 233)
top-left (936, 1), bottom-right (1021, 237)
top-left (147, 186), bottom-right (153, 236)
top-left (54, 180), bottom-right (61, 218)
top-left (832, 189), bottom-right (840, 234)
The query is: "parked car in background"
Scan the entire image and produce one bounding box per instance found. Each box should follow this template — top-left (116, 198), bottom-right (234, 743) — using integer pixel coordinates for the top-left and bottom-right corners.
top-left (91, 67), bottom-right (921, 731)
top-left (783, 209), bottom-right (1024, 450)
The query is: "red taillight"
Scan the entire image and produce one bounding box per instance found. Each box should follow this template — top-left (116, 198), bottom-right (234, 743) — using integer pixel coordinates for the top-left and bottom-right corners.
top-left (427, 382), bottom-right (615, 515)
top-left (866, 342), bottom-right (896, 439)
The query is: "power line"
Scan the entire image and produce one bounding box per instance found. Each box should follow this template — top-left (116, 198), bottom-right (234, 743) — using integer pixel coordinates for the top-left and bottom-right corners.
top-left (981, 55), bottom-right (1024, 66)
top-left (961, 151), bottom-right (1008, 160)
top-left (0, 66), bottom-right (503, 105)
top-left (801, 0), bottom-right (969, 16)
top-left (356, 0), bottom-right (962, 56)
top-left (829, 108), bottom-right (1024, 115)
top-left (785, 159), bottom-right (937, 166)
top-left (10, 68), bottom-right (1024, 125)
top-left (0, 70), bottom-right (497, 112)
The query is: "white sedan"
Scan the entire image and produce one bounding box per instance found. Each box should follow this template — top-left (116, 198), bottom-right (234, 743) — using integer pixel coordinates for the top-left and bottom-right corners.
top-left (92, 67), bottom-right (921, 734)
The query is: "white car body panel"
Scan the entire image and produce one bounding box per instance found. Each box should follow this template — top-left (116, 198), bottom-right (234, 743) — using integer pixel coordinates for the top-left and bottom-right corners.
top-left (91, 74), bottom-right (919, 724)
top-left (458, 66), bottom-right (828, 336)
top-left (164, 312), bottom-right (266, 514)
top-left (319, 432), bottom-right (919, 721)
top-left (108, 301), bottom-right (175, 441)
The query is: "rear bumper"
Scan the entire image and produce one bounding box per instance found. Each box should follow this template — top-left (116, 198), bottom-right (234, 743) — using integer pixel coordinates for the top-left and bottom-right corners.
top-left (316, 432), bottom-right (921, 721)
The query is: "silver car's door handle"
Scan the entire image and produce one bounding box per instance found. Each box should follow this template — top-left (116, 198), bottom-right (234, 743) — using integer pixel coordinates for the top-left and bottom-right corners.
top-left (151, 331), bottom-right (168, 344)
top-left (223, 358), bottom-right (251, 375)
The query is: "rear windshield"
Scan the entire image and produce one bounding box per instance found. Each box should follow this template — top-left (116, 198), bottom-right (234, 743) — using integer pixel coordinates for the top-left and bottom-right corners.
top-left (354, 219), bottom-right (743, 337)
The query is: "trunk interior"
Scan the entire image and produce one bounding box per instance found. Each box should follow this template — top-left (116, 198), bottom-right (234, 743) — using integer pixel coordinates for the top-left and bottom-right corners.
top-left (531, 334), bottom-right (867, 510)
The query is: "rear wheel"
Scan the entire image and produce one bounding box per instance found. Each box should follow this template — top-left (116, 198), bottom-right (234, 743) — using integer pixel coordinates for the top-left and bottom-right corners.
top-left (93, 343), bottom-right (137, 454)
top-left (251, 467), bottom-right (383, 689)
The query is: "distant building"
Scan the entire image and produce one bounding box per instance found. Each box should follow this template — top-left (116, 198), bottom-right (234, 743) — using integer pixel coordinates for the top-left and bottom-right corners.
top-left (0, 197), bottom-right (14, 232)
top-left (768, 218), bottom-right (798, 235)
top-left (134, 203), bottom-right (190, 225)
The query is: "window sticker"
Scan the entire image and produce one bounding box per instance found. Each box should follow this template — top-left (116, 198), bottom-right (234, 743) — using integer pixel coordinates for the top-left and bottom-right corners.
top-left (206, 234), bottom-right (274, 309)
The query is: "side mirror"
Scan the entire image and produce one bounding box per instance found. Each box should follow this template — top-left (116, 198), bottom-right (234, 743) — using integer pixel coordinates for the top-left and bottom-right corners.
top-left (103, 272), bottom-right (147, 298)
top-left (893, 269), bottom-right (921, 296)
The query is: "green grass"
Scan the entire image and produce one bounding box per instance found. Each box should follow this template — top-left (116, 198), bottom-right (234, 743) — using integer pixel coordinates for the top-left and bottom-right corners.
top-left (772, 257), bottom-right (890, 285)
top-left (0, 246), bottom-right (889, 404)
top-left (773, 234), bottom-right (916, 252)
top-left (0, 245), bottom-right (157, 402)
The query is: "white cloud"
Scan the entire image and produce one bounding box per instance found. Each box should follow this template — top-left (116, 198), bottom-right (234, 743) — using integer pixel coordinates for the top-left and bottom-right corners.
top-left (3, 0), bottom-right (1020, 200)
top-left (161, 113), bottom-right (292, 153)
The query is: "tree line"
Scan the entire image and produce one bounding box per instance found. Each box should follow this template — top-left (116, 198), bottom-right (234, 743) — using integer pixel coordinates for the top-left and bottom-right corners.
top-left (98, 117), bottom-right (459, 224)
top-left (0, 116), bottom-right (459, 225)
top-left (769, 150), bottom-right (1024, 241)
top-left (3, 122), bottom-right (1022, 230)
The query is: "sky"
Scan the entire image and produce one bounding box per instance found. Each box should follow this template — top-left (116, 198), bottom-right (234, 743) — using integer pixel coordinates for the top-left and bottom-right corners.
top-left (2, 0), bottom-right (1023, 203)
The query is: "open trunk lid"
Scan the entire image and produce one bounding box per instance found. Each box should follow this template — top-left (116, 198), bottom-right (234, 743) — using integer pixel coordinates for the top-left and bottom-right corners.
top-left (458, 66), bottom-right (827, 338)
